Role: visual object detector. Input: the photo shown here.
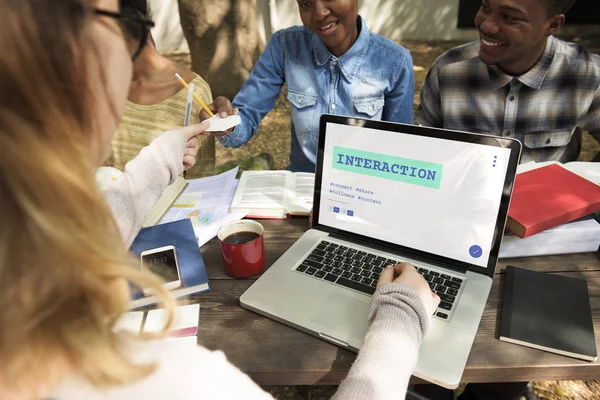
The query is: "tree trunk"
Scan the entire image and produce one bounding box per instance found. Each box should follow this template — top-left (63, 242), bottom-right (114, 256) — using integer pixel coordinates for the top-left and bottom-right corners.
top-left (178, 0), bottom-right (263, 100)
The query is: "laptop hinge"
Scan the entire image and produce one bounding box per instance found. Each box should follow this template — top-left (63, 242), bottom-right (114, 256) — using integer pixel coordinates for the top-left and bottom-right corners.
top-left (328, 231), bottom-right (468, 275)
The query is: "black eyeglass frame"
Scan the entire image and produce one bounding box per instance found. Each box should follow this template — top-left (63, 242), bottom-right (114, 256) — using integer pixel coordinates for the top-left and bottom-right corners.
top-left (92, 8), bottom-right (155, 60)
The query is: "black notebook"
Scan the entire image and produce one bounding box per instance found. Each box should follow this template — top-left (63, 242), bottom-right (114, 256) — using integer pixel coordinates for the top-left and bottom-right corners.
top-left (499, 266), bottom-right (597, 361)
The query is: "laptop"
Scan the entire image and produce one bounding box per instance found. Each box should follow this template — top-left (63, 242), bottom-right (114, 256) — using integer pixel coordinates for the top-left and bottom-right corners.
top-left (240, 114), bottom-right (521, 389)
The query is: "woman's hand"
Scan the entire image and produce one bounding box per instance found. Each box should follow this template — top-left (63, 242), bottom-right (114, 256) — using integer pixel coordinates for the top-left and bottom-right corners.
top-left (180, 121), bottom-right (210, 170)
top-left (199, 96), bottom-right (239, 137)
top-left (377, 262), bottom-right (440, 316)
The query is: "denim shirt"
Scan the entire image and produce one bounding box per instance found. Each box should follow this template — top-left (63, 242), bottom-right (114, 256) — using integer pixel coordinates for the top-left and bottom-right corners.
top-left (219, 17), bottom-right (414, 172)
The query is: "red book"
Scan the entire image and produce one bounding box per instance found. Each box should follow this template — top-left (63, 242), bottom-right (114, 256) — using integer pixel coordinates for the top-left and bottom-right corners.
top-left (506, 164), bottom-right (600, 238)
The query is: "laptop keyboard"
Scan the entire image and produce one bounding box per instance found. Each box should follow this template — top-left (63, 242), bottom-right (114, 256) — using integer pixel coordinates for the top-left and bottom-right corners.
top-left (294, 240), bottom-right (464, 321)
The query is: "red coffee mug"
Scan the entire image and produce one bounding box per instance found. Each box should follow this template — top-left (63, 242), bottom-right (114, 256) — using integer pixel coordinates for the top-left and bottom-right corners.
top-left (217, 220), bottom-right (265, 278)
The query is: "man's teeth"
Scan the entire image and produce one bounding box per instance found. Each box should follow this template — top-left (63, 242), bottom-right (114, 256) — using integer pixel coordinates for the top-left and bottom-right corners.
top-left (482, 38), bottom-right (504, 47)
top-left (321, 22), bottom-right (336, 30)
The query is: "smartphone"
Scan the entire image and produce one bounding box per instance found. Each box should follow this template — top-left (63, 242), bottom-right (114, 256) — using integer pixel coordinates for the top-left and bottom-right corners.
top-left (140, 245), bottom-right (182, 295)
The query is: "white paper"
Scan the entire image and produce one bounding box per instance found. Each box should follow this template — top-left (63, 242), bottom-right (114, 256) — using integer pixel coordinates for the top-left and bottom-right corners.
top-left (500, 218), bottom-right (600, 258)
top-left (563, 162), bottom-right (600, 185)
top-left (114, 311), bottom-right (144, 333)
top-left (205, 114), bottom-right (241, 132)
top-left (194, 178), bottom-right (245, 246)
top-left (166, 336), bottom-right (199, 347)
top-left (516, 161), bottom-right (600, 185)
top-left (143, 303), bottom-right (200, 333)
top-left (195, 211), bottom-right (246, 247)
top-left (160, 167), bottom-right (245, 246)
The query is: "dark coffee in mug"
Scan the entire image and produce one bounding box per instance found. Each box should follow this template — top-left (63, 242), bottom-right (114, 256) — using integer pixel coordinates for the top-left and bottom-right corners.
top-left (223, 231), bottom-right (261, 245)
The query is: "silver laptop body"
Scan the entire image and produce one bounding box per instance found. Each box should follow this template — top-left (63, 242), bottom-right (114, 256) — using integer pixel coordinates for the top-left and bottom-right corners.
top-left (240, 115), bottom-right (521, 389)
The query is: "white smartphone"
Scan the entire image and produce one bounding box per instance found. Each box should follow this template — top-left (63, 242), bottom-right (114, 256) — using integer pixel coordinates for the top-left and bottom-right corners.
top-left (140, 245), bottom-right (182, 295)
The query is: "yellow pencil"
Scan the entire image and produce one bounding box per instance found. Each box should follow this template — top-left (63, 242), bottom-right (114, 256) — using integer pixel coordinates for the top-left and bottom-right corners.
top-left (175, 73), bottom-right (215, 117)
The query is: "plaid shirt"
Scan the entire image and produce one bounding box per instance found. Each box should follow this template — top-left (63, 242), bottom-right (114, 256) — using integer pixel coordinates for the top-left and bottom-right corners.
top-left (416, 36), bottom-right (600, 163)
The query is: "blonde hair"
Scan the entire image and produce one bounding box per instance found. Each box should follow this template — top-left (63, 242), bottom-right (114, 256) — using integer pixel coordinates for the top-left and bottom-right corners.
top-left (0, 0), bottom-right (173, 396)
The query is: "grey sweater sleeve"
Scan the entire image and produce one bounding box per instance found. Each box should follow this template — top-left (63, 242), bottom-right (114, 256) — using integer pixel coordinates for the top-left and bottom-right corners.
top-left (104, 130), bottom-right (186, 248)
top-left (333, 283), bottom-right (430, 400)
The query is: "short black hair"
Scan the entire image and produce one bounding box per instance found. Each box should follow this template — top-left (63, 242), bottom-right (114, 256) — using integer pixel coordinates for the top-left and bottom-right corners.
top-left (545, 0), bottom-right (576, 15)
top-left (120, 0), bottom-right (151, 19)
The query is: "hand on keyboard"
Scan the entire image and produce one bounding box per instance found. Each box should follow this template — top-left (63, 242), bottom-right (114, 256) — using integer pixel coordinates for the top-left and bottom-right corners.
top-left (377, 263), bottom-right (441, 316)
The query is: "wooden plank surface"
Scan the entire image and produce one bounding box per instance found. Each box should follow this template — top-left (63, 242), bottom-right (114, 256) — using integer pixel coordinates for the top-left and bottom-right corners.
top-left (195, 219), bottom-right (600, 385)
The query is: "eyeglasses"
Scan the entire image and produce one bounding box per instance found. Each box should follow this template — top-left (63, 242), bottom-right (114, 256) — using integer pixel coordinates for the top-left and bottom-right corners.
top-left (92, 8), bottom-right (155, 60)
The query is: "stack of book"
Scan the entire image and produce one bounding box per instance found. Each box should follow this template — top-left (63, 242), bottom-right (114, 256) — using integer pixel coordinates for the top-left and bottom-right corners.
top-left (499, 162), bottom-right (600, 258)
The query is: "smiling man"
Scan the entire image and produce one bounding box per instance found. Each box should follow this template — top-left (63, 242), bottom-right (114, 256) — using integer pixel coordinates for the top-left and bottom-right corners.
top-left (206, 0), bottom-right (414, 172)
top-left (416, 0), bottom-right (600, 164)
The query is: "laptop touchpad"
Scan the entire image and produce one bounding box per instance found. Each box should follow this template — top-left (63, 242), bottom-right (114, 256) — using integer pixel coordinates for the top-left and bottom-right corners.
top-left (311, 293), bottom-right (369, 342)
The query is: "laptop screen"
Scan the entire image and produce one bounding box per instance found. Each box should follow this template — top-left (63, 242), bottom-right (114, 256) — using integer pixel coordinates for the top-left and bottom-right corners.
top-left (315, 117), bottom-right (520, 273)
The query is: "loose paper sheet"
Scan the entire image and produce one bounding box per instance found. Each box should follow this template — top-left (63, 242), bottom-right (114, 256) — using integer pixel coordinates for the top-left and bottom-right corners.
top-left (160, 167), bottom-right (245, 246)
top-left (205, 114), bottom-right (242, 132)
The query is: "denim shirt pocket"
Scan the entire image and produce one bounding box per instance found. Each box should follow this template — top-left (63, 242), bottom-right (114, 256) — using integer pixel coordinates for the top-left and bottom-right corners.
top-left (287, 89), bottom-right (318, 137)
top-left (523, 129), bottom-right (574, 149)
top-left (353, 97), bottom-right (385, 118)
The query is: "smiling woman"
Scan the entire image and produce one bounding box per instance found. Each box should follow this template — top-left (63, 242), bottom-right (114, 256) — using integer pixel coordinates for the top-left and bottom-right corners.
top-left (297, 0), bottom-right (359, 57)
top-left (205, 0), bottom-right (416, 173)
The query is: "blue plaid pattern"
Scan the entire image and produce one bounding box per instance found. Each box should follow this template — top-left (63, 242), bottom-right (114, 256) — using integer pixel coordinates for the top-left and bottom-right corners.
top-left (416, 36), bottom-right (600, 163)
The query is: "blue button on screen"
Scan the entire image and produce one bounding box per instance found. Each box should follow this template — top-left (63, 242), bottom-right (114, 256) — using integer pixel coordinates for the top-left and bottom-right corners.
top-left (469, 245), bottom-right (483, 258)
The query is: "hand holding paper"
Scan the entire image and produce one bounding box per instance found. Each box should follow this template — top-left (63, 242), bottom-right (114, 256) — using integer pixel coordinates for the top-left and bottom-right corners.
top-left (205, 114), bottom-right (241, 132)
top-left (200, 96), bottom-right (240, 136)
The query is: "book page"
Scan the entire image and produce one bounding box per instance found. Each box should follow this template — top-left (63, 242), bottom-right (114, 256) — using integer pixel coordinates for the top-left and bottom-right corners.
top-left (232, 171), bottom-right (289, 210)
top-left (293, 173), bottom-right (315, 202)
top-left (285, 172), bottom-right (315, 215)
top-left (160, 167), bottom-right (238, 228)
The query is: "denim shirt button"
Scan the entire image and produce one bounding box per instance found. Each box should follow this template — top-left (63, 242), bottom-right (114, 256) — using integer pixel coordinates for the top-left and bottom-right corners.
top-left (331, 104), bottom-right (337, 110)
top-left (369, 104), bottom-right (374, 111)
top-left (331, 60), bottom-right (338, 66)
top-left (298, 96), bottom-right (303, 104)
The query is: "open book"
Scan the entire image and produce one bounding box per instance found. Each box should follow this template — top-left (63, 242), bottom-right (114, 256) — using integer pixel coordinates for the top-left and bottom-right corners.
top-left (229, 171), bottom-right (315, 219)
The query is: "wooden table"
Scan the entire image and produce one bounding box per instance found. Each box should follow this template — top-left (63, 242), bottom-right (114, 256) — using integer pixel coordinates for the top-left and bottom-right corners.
top-left (192, 219), bottom-right (600, 386)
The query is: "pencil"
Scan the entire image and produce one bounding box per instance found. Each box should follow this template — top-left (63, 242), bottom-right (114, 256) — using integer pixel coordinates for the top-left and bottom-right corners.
top-left (175, 73), bottom-right (215, 117)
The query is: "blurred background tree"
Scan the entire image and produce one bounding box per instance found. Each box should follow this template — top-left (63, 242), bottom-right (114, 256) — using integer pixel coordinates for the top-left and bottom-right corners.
top-left (177, 0), bottom-right (264, 99)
